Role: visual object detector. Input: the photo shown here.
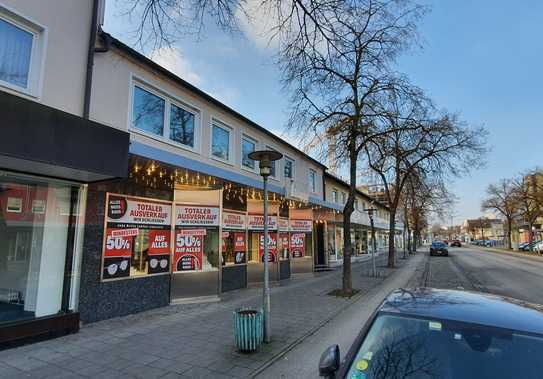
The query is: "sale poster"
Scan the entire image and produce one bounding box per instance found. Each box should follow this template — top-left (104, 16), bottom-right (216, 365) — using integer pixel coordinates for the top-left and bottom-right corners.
top-left (174, 229), bottom-right (206, 272)
top-left (233, 232), bottom-right (246, 264)
top-left (222, 210), bottom-right (246, 230)
top-left (103, 194), bottom-right (172, 280)
top-left (291, 233), bottom-right (305, 258)
top-left (247, 214), bottom-right (277, 230)
top-left (289, 219), bottom-right (313, 232)
top-left (258, 233), bottom-right (277, 262)
top-left (176, 204), bottom-right (219, 227)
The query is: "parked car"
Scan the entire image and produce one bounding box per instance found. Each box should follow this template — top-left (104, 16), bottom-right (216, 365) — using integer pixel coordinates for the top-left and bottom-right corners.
top-left (430, 241), bottom-right (449, 256)
top-left (318, 288), bottom-right (543, 378)
top-left (451, 240), bottom-right (462, 247)
top-left (520, 240), bottom-right (542, 251)
top-left (536, 241), bottom-right (543, 253)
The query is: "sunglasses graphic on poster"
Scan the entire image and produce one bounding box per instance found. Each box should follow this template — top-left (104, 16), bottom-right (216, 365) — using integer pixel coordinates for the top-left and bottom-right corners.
top-left (291, 233), bottom-right (305, 258)
top-left (174, 229), bottom-right (206, 272)
top-left (259, 233), bottom-right (277, 262)
top-left (102, 194), bottom-right (172, 280)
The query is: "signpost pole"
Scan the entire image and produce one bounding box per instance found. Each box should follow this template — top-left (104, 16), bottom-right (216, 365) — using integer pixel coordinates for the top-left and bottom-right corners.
top-left (263, 175), bottom-right (271, 343)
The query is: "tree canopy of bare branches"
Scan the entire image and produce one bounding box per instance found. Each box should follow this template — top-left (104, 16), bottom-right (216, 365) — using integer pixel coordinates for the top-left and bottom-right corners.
top-left (481, 179), bottom-right (518, 249)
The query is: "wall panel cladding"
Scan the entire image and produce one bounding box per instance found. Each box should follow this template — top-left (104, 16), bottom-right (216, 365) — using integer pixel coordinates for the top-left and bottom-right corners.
top-left (221, 265), bottom-right (247, 292)
top-left (78, 179), bottom-right (173, 323)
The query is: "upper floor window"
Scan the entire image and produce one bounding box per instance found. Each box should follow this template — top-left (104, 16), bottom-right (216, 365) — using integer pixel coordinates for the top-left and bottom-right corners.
top-left (211, 122), bottom-right (231, 161)
top-left (131, 82), bottom-right (198, 150)
top-left (170, 103), bottom-right (195, 147)
top-left (266, 146), bottom-right (278, 178)
top-left (309, 169), bottom-right (317, 193)
top-left (342, 192), bottom-right (346, 204)
top-left (242, 136), bottom-right (256, 169)
top-left (133, 86), bottom-right (165, 136)
top-left (332, 189), bottom-right (338, 203)
top-left (284, 158), bottom-right (294, 179)
top-left (0, 9), bottom-right (45, 97)
top-left (355, 199), bottom-right (359, 211)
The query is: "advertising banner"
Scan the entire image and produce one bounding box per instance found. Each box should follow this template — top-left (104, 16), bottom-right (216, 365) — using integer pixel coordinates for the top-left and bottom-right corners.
top-left (289, 219), bottom-right (313, 232)
top-left (279, 233), bottom-right (289, 259)
top-left (248, 214), bottom-right (277, 230)
top-left (174, 229), bottom-right (206, 272)
top-left (176, 204), bottom-right (219, 227)
top-left (234, 232), bottom-right (246, 264)
top-left (258, 233), bottom-right (277, 262)
top-left (278, 218), bottom-right (289, 232)
top-left (103, 194), bottom-right (172, 280)
top-left (222, 210), bottom-right (246, 230)
top-left (290, 233), bottom-right (305, 258)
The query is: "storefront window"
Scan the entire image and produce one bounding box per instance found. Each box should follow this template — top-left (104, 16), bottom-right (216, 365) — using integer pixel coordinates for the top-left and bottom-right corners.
top-left (0, 171), bottom-right (82, 323)
top-left (222, 210), bottom-right (247, 265)
top-left (103, 194), bottom-right (172, 280)
top-left (132, 85), bottom-right (165, 136)
top-left (327, 223), bottom-right (336, 259)
top-left (170, 103), bottom-right (195, 147)
top-left (335, 226), bottom-right (344, 259)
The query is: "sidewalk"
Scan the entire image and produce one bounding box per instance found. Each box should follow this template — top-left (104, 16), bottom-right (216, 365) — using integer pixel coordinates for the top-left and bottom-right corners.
top-left (0, 252), bottom-right (410, 379)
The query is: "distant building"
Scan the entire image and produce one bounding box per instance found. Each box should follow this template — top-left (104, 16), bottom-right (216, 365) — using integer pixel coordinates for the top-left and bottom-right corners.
top-left (462, 218), bottom-right (505, 242)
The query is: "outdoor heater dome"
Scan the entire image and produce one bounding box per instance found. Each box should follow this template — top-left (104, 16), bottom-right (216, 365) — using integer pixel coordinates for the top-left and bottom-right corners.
top-left (248, 150), bottom-right (283, 177)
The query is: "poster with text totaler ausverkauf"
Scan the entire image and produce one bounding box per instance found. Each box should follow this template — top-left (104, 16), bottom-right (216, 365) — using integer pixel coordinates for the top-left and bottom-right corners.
top-left (103, 194), bottom-right (172, 280)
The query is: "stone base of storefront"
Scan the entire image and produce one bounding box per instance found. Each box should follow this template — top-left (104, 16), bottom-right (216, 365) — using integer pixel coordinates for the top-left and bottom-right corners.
top-left (222, 265), bottom-right (248, 292)
top-left (170, 295), bottom-right (221, 305)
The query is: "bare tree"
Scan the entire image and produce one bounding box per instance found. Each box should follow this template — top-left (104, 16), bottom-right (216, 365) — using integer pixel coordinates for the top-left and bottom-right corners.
top-left (363, 89), bottom-right (487, 267)
top-left (481, 179), bottom-right (518, 249)
top-left (512, 170), bottom-right (543, 252)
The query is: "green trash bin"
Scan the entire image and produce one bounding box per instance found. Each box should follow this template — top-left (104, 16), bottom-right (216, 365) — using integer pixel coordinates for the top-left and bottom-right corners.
top-left (233, 308), bottom-right (264, 352)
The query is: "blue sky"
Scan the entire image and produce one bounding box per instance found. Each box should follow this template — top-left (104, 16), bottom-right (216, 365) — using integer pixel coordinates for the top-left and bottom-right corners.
top-left (104, 0), bottom-right (542, 224)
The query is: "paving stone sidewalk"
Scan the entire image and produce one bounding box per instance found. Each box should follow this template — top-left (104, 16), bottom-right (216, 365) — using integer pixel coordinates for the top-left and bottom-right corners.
top-left (0, 252), bottom-right (409, 379)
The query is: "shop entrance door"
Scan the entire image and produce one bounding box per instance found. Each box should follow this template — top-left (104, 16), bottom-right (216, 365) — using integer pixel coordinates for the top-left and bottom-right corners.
top-left (170, 189), bottom-right (221, 303)
top-left (315, 223), bottom-right (325, 266)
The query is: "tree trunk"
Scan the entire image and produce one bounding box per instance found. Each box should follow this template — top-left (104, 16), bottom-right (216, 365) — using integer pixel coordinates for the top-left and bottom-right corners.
top-left (406, 227), bottom-right (412, 253)
top-left (506, 218), bottom-right (512, 250)
top-left (528, 222), bottom-right (534, 252)
top-left (341, 146), bottom-right (357, 293)
top-left (387, 210), bottom-right (396, 267)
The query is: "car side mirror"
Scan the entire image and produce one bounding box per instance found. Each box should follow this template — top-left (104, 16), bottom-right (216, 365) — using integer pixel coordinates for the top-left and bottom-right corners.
top-left (319, 344), bottom-right (340, 378)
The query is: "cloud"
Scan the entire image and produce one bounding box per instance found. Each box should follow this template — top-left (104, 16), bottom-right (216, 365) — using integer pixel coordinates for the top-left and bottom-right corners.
top-left (150, 47), bottom-right (202, 86)
top-left (235, 0), bottom-right (281, 50)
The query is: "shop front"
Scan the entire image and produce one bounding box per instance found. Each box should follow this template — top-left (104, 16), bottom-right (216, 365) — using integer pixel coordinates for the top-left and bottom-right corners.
top-left (0, 91), bottom-right (129, 346)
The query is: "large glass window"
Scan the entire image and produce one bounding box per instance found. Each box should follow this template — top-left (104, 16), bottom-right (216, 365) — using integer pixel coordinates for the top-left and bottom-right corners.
top-left (0, 18), bottom-right (33, 89)
top-left (170, 103), bottom-right (195, 147)
top-left (242, 137), bottom-right (256, 169)
top-left (211, 124), bottom-right (230, 161)
top-left (132, 86), bottom-right (165, 136)
top-left (0, 171), bottom-right (82, 324)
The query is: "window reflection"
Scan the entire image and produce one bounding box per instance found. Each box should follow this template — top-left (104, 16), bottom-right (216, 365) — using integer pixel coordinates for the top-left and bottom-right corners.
top-left (132, 86), bottom-right (165, 136)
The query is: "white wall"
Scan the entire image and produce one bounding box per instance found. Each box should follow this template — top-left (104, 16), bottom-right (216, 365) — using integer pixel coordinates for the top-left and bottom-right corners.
top-left (0, 0), bottom-right (93, 116)
top-left (90, 46), bottom-right (324, 199)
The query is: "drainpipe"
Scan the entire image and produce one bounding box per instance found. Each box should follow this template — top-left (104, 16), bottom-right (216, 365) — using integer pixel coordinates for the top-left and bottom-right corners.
top-left (83, 0), bottom-right (111, 119)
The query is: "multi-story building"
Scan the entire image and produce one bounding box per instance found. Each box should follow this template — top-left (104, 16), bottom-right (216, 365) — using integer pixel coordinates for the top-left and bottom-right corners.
top-left (462, 218), bottom-right (505, 242)
top-left (0, 0), bottom-right (403, 345)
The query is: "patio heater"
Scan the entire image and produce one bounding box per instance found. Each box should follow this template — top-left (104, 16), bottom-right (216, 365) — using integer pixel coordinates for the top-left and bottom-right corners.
top-left (248, 150), bottom-right (283, 343)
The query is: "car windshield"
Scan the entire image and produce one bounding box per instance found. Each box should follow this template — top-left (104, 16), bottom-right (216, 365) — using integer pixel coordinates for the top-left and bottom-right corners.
top-left (346, 314), bottom-right (543, 379)
top-left (431, 242), bottom-right (445, 247)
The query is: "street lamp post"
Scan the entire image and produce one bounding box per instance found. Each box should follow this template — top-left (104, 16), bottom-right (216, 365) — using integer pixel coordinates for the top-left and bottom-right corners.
top-left (248, 150), bottom-right (283, 343)
top-left (364, 202), bottom-right (377, 277)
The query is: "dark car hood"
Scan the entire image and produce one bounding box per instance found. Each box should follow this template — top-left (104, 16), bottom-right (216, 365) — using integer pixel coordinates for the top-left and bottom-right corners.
top-left (381, 288), bottom-right (543, 335)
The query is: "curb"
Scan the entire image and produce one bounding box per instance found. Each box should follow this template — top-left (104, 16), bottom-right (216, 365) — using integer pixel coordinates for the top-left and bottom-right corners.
top-left (249, 253), bottom-right (419, 378)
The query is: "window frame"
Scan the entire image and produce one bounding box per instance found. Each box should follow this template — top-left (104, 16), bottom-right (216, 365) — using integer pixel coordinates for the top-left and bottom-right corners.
top-left (265, 145), bottom-right (281, 181)
top-left (0, 5), bottom-right (47, 98)
top-left (241, 134), bottom-right (258, 172)
top-left (209, 118), bottom-right (234, 165)
top-left (332, 189), bottom-right (338, 203)
top-left (284, 156), bottom-right (295, 180)
top-left (308, 168), bottom-right (317, 194)
top-left (129, 77), bottom-right (201, 154)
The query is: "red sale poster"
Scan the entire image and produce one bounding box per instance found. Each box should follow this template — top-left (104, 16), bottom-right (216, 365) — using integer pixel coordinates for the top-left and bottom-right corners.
top-left (234, 233), bottom-right (246, 251)
top-left (291, 233), bottom-right (305, 258)
top-left (259, 233), bottom-right (277, 262)
top-left (174, 229), bottom-right (205, 272)
top-left (104, 228), bottom-right (133, 258)
top-left (148, 230), bottom-right (171, 255)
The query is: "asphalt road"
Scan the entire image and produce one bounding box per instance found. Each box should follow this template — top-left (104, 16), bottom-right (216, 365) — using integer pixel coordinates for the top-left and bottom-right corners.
top-left (256, 246), bottom-right (543, 378)
top-left (410, 246), bottom-right (543, 305)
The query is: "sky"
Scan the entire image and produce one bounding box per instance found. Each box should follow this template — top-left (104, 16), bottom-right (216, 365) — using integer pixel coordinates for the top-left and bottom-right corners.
top-left (104, 0), bottom-right (543, 224)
